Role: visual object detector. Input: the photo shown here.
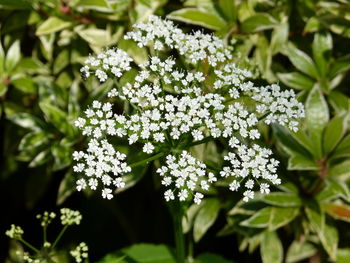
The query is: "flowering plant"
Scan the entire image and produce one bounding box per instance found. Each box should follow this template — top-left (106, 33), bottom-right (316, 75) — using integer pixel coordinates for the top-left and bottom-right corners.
top-left (73, 15), bottom-right (304, 262)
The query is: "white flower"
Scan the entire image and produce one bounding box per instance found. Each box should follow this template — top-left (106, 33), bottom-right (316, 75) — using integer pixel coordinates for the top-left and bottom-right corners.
top-left (164, 189), bottom-right (175, 201)
top-left (70, 242), bottom-right (88, 263)
top-left (194, 193), bottom-right (204, 204)
top-left (60, 208), bottom-right (82, 225)
top-left (143, 142), bottom-right (154, 154)
top-left (102, 188), bottom-right (113, 199)
top-left (243, 190), bottom-right (254, 202)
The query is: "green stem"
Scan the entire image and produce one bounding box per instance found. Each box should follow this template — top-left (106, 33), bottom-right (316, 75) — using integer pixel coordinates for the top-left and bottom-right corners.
top-left (187, 137), bottom-right (213, 148)
top-left (19, 239), bottom-right (40, 254)
top-left (172, 202), bottom-right (186, 263)
top-left (43, 226), bottom-right (47, 244)
top-left (129, 152), bottom-right (166, 168)
top-left (52, 225), bottom-right (68, 249)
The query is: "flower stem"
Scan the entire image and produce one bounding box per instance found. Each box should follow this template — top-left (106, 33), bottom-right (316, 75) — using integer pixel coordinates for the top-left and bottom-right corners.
top-left (19, 239), bottom-right (40, 254)
top-left (172, 202), bottom-right (186, 263)
top-left (52, 225), bottom-right (68, 249)
top-left (129, 152), bottom-right (165, 168)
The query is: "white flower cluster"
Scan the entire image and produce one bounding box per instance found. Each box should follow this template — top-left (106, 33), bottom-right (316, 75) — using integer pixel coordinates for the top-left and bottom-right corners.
top-left (221, 143), bottom-right (280, 202)
top-left (5, 224), bottom-right (23, 239)
top-left (60, 208), bottom-right (82, 226)
top-left (157, 151), bottom-right (217, 204)
top-left (125, 15), bottom-right (232, 66)
top-left (70, 242), bottom-right (89, 263)
top-left (74, 16), bottom-right (305, 203)
top-left (80, 48), bottom-right (133, 82)
top-left (36, 211), bottom-right (56, 227)
top-left (73, 138), bottom-right (129, 199)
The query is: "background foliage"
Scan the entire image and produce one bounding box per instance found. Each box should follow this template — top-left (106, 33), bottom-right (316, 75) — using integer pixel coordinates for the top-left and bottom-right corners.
top-left (1, 0), bottom-right (350, 262)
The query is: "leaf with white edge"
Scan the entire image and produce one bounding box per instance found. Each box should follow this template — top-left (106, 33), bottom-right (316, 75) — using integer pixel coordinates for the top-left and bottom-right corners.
top-left (39, 102), bottom-right (75, 137)
top-left (77, 28), bottom-right (109, 47)
top-left (167, 8), bottom-right (227, 31)
top-left (328, 91), bottom-right (350, 113)
top-left (305, 205), bottom-right (338, 260)
top-left (305, 85), bottom-right (329, 158)
top-left (285, 43), bottom-right (319, 79)
top-left (277, 72), bottom-right (314, 90)
top-left (52, 140), bottom-right (73, 171)
top-left (288, 153), bottom-right (319, 171)
top-left (182, 204), bottom-right (201, 233)
top-left (74, 0), bottom-right (112, 12)
top-left (286, 241), bottom-right (317, 263)
top-left (323, 113), bottom-right (349, 155)
top-left (19, 131), bottom-right (49, 151)
top-left (5, 40), bottom-right (21, 73)
top-left (312, 32), bottom-right (332, 77)
top-left (329, 54), bottom-right (350, 79)
top-left (260, 231), bottom-right (283, 263)
top-left (7, 113), bottom-right (46, 131)
top-left (328, 159), bottom-right (350, 179)
top-left (270, 22), bottom-right (288, 55)
top-left (29, 149), bottom-right (51, 168)
top-left (240, 207), bottom-right (298, 231)
top-left (193, 198), bottom-right (220, 242)
top-left (332, 134), bottom-right (350, 159)
top-left (36, 17), bottom-right (73, 36)
top-left (325, 203), bottom-right (350, 223)
top-left (260, 192), bottom-right (302, 207)
top-left (241, 13), bottom-right (278, 33)
top-left (57, 170), bottom-right (76, 205)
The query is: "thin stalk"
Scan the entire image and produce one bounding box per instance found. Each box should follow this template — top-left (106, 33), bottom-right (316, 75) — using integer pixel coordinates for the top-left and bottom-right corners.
top-left (187, 136), bottom-right (213, 148)
top-left (52, 225), bottom-right (68, 249)
top-left (129, 152), bottom-right (166, 168)
top-left (19, 239), bottom-right (40, 254)
top-left (43, 226), bottom-right (47, 244)
top-left (172, 202), bottom-right (186, 263)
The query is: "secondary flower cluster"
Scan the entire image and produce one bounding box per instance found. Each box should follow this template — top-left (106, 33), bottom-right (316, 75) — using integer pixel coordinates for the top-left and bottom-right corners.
top-left (73, 15), bottom-right (304, 203)
top-left (157, 151), bottom-right (217, 204)
top-left (5, 208), bottom-right (87, 263)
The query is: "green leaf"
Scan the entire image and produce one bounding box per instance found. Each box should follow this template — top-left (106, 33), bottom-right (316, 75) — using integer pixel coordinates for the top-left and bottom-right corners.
top-left (325, 203), bottom-right (350, 223)
top-left (328, 159), bottom-right (350, 178)
top-left (288, 153), bottom-right (319, 170)
top-left (286, 241), bottom-right (317, 263)
top-left (0, 0), bottom-right (31, 9)
top-left (329, 54), bottom-right (350, 79)
top-left (77, 28), bottom-right (109, 47)
top-left (323, 113), bottom-right (349, 155)
top-left (29, 149), bottom-right (51, 168)
top-left (19, 131), bottom-right (49, 152)
top-left (123, 244), bottom-right (176, 263)
top-left (193, 198), bottom-right (221, 242)
top-left (11, 77), bottom-right (37, 93)
top-left (194, 253), bottom-right (232, 263)
top-left (277, 72), bottom-right (314, 90)
top-left (305, 205), bottom-right (338, 260)
top-left (53, 49), bottom-right (70, 75)
top-left (36, 17), bottom-right (72, 36)
top-left (270, 22), bottom-right (289, 55)
top-left (167, 8), bottom-right (227, 31)
top-left (218, 0), bottom-right (236, 22)
top-left (241, 13), bottom-right (277, 33)
top-left (273, 124), bottom-right (312, 158)
top-left (57, 170), bottom-right (76, 205)
top-left (312, 32), bottom-right (332, 77)
top-left (337, 248), bottom-right (350, 263)
top-left (260, 231), bottom-right (283, 263)
top-left (182, 204), bottom-right (201, 233)
top-left (328, 91), bottom-right (350, 113)
top-left (285, 43), bottom-right (319, 79)
top-left (305, 85), bottom-right (329, 158)
top-left (74, 0), bottom-right (112, 12)
top-left (52, 140), bottom-right (72, 171)
top-left (260, 192), bottom-right (302, 207)
top-left (8, 113), bottom-right (46, 131)
top-left (118, 39), bottom-right (148, 65)
top-left (5, 40), bottom-right (21, 73)
top-left (39, 102), bottom-right (74, 136)
top-left (240, 207), bottom-right (299, 231)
